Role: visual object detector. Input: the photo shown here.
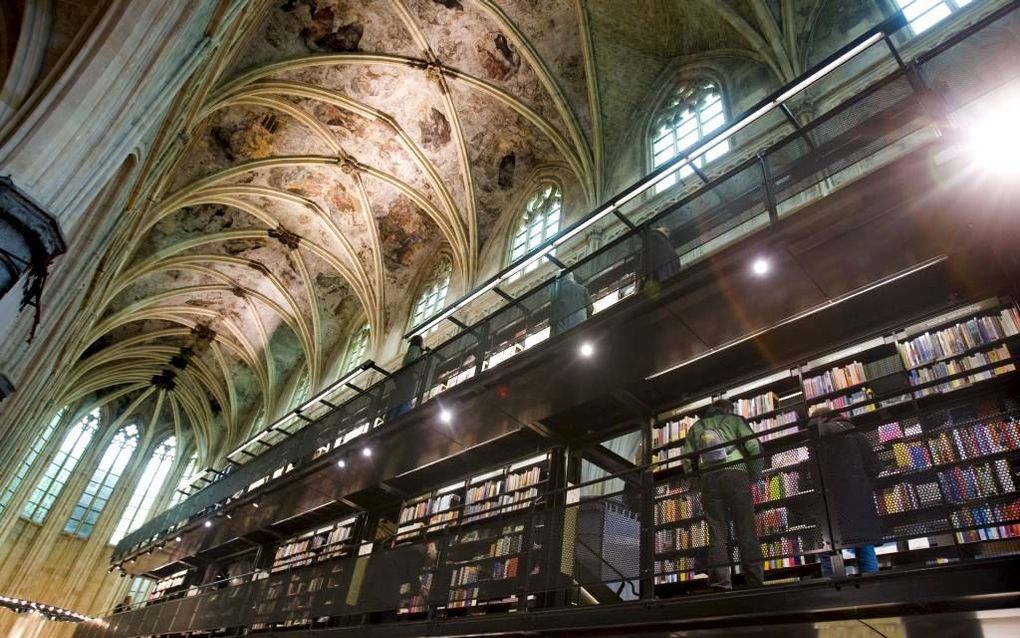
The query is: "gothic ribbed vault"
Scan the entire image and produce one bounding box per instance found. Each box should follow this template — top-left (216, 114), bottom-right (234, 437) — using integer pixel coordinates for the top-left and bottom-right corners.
top-left (59, 0), bottom-right (853, 462)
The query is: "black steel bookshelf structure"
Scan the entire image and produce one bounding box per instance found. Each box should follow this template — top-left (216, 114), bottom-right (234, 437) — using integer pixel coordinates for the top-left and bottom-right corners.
top-left (76, 4), bottom-right (1020, 637)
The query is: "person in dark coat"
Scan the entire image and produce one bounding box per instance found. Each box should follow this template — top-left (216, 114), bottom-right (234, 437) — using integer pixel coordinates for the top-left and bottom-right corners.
top-left (112, 595), bottom-right (132, 614)
top-left (550, 272), bottom-right (593, 335)
top-left (810, 406), bottom-right (884, 576)
top-left (639, 226), bottom-right (680, 285)
top-left (388, 335), bottom-right (428, 420)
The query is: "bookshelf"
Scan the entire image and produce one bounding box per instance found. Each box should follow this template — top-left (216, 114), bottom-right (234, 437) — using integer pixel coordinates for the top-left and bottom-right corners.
top-left (651, 298), bottom-right (1020, 585)
top-left (395, 454), bottom-right (549, 544)
top-left (395, 482), bottom-right (465, 543)
top-left (866, 395), bottom-right (1020, 557)
top-left (394, 454), bottom-right (549, 615)
top-left (148, 570), bottom-right (188, 602)
top-left (270, 516), bottom-right (359, 573)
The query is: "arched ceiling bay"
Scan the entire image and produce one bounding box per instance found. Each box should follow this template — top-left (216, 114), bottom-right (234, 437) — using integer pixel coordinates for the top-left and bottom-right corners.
top-left (65, 0), bottom-right (843, 461)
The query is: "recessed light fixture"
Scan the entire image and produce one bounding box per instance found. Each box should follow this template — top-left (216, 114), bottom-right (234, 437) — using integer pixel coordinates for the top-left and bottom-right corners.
top-left (362, 447), bottom-right (372, 458)
top-left (337, 458), bottom-right (346, 468)
top-left (752, 258), bottom-right (770, 276)
top-left (252, 502), bottom-right (259, 509)
top-left (579, 342), bottom-right (594, 357)
top-left (439, 408), bottom-right (452, 424)
top-left (203, 520), bottom-right (212, 528)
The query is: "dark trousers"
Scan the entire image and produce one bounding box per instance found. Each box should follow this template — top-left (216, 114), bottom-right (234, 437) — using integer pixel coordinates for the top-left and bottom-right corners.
top-left (702, 469), bottom-right (764, 588)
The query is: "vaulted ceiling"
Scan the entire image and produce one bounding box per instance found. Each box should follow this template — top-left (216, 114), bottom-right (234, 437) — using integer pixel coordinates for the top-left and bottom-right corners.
top-left (61, 0), bottom-right (878, 462)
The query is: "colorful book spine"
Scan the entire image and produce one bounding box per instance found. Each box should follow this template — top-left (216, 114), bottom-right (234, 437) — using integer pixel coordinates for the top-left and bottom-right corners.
top-left (804, 361), bottom-right (867, 399)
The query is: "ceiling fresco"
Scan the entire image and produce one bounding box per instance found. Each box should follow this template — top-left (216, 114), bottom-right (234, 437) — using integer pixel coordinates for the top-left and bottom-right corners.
top-left (63, 0), bottom-right (871, 462)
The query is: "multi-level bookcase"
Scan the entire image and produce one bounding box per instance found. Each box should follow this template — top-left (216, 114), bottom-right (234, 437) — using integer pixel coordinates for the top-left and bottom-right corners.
top-left (650, 298), bottom-right (1020, 587)
top-left (393, 453), bottom-right (549, 615)
top-left (269, 515), bottom-right (360, 573)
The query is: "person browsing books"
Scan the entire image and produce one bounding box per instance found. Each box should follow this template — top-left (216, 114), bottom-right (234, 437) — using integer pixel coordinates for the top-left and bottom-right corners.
top-left (809, 406), bottom-right (883, 577)
top-left (682, 398), bottom-right (764, 590)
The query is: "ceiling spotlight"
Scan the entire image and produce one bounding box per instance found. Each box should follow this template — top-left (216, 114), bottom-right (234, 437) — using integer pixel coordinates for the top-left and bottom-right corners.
top-left (225, 513), bottom-right (232, 520)
top-left (252, 502), bottom-right (260, 509)
top-left (439, 408), bottom-right (452, 424)
top-left (751, 258), bottom-right (770, 276)
top-left (362, 447), bottom-right (372, 458)
top-left (579, 342), bottom-right (594, 358)
top-left (203, 520), bottom-right (212, 528)
top-left (336, 459), bottom-right (346, 468)
top-left (175, 536), bottom-right (182, 542)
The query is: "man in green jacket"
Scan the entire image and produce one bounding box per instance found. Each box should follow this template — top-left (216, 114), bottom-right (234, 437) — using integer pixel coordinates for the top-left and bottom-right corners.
top-left (682, 399), bottom-right (764, 589)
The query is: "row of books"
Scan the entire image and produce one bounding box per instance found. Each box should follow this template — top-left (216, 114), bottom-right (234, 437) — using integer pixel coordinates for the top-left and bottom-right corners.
top-left (399, 492), bottom-right (461, 524)
top-left (654, 480), bottom-right (691, 501)
top-left (752, 471), bottom-right (807, 505)
top-left (651, 445), bottom-right (685, 469)
top-left (898, 309), bottom-right (1020, 369)
top-left (654, 556), bottom-right (699, 584)
top-left (760, 536), bottom-right (811, 568)
top-left (954, 418), bottom-right (1020, 459)
top-left (652, 417), bottom-right (696, 449)
top-left (455, 534), bottom-right (523, 563)
top-left (449, 557), bottom-right (519, 587)
top-left (804, 361), bottom-right (867, 399)
top-left (876, 419), bottom-right (922, 443)
top-left (950, 498), bottom-right (1020, 539)
top-left (272, 536), bottom-right (317, 571)
top-left (937, 459), bottom-right (1015, 504)
top-left (749, 411), bottom-right (800, 443)
top-left (149, 571), bottom-right (188, 600)
top-left (654, 520), bottom-right (709, 553)
top-left (875, 480), bottom-right (942, 515)
top-left (463, 488), bottom-right (538, 522)
top-left (655, 493), bottom-right (702, 526)
top-left (954, 525), bottom-right (1020, 544)
top-left (809, 388), bottom-right (875, 417)
top-left (734, 391), bottom-right (779, 419)
top-left (887, 438), bottom-right (933, 471)
top-left (908, 345), bottom-right (1014, 396)
top-left (768, 446), bottom-right (810, 471)
top-left (466, 466), bottom-right (543, 505)
top-left (755, 507), bottom-right (791, 536)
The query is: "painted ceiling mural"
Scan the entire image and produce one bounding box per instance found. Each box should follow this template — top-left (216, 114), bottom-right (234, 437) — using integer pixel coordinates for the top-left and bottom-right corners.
top-left (62, 0), bottom-right (879, 463)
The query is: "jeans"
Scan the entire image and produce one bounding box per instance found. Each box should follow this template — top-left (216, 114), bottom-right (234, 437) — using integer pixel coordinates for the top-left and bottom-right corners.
top-left (820, 545), bottom-right (878, 577)
top-left (701, 469), bottom-right (764, 588)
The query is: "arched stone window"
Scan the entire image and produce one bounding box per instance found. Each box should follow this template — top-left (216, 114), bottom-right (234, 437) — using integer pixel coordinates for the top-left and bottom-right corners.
top-left (21, 408), bottom-right (100, 523)
top-left (651, 80), bottom-right (728, 191)
top-left (507, 183), bottom-right (562, 278)
top-left (895, 0), bottom-right (973, 34)
top-left (64, 424), bottom-right (139, 538)
top-left (292, 373), bottom-right (310, 409)
top-left (409, 258), bottom-right (452, 331)
top-left (342, 322), bottom-right (370, 375)
top-left (0, 408), bottom-right (65, 515)
top-left (109, 435), bottom-right (176, 544)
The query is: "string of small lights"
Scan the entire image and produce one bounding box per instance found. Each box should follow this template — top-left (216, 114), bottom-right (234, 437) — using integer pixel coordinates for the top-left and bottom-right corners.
top-left (0, 594), bottom-right (92, 622)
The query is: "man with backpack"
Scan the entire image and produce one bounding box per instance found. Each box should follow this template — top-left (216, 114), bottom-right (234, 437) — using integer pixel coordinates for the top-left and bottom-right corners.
top-left (683, 398), bottom-right (764, 590)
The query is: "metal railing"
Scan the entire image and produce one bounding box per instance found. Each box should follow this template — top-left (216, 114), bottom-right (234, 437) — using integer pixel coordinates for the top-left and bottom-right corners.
top-left (111, 1), bottom-right (1020, 560)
